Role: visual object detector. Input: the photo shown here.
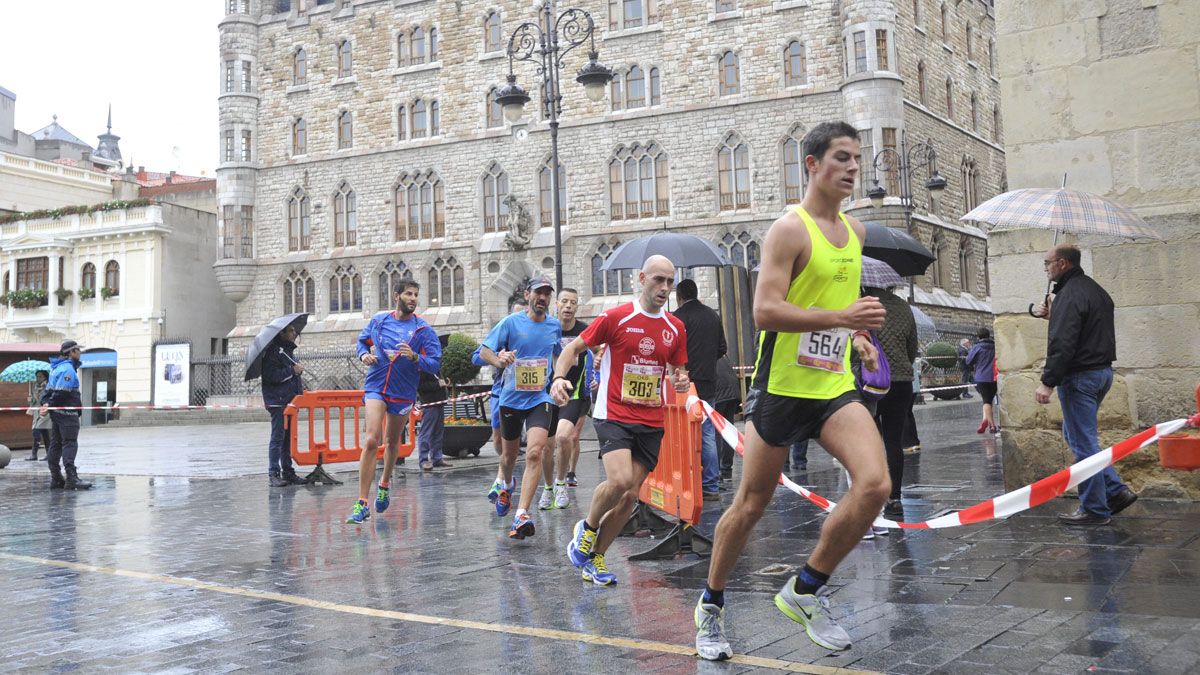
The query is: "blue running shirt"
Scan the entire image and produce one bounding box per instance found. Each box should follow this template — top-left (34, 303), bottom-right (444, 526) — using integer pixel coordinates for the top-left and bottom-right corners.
top-left (481, 311), bottom-right (562, 410)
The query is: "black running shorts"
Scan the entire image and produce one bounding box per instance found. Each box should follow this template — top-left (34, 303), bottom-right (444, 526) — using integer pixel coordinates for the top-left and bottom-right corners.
top-left (558, 397), bottom-right (591, 426)
top-left (594, 419), bottom-right (665, 472)
top-left (745, 388), bottom-right (864, 448)
top-left (500, 402), bottom-right (558, 441)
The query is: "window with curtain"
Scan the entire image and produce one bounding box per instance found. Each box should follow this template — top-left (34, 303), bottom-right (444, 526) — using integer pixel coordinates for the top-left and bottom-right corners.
top-left (717, 133), bottom-right (751, 211)
top-left (287, 187), bottom-right (311, 251)
top-left (608, 142), bottom-right (670, 220)
top-left (394, 171), bottom-right (445, 240)
top-left (782, 127), bottom-right (805, 204)
top-left (718, 51), bottom-right (740, 96)
top-left (329, 265), bottom-right (363, 313)
top-left (104, 260), bottom-right (120, 296)
top-left (283, 269), bottom-right (314, 314)
top-left (427, 257), bottom-right (464, 307)
top-left (293, 48), bottom-right (307, 85)
top-left (539, 158), bottom-right (568, 227)
top-left (482, 163), bottom-right (511, 233)
top-left (333, 182), bottom-right (357, 247)
top-left (784, 41), bottom-right (807, 87)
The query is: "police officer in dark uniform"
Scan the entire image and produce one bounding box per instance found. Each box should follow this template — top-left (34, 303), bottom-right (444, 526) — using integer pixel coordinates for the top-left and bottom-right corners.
top-left (39, 340), bottom-right (92, 490)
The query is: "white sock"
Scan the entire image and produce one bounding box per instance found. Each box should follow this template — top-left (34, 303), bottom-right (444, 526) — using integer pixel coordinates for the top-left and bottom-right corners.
top-left (515, 508), bottom-right (527, 518)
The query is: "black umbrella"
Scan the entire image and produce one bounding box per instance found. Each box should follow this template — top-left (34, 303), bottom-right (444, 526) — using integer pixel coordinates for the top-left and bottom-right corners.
top-left (244, 312), bottom-right (309, 381)
top-left (861, 222), bottom-right (935, 277)
top-left (599, 232), bottom-right (732, 271)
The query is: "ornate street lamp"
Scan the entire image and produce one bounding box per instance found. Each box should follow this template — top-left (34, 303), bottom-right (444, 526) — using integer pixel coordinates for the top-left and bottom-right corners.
top-left (494, 0), bottom-right (612, 291)
top-left (867, 135), bottom-right (947, 303)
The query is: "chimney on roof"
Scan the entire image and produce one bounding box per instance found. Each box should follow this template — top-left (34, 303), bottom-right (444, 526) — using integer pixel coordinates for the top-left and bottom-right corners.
top-left (167, 170), bottom-right (176, 185)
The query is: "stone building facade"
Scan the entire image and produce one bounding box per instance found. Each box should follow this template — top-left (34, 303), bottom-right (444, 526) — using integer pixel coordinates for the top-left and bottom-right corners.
top-left (992, 0), bottom-right (1200, 498)
top-left (216, 0), bottom-right (1003, 351)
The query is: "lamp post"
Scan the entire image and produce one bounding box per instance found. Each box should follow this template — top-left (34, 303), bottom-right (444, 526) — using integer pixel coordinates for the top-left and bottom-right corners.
top-left (493, 0), bottom-right (612, 292)
top-left (866, 134), bottom-right (947, 304)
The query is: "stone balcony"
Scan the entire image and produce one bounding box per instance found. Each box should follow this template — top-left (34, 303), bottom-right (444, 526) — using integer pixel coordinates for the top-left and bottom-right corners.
top-left (213, 258), bottom-right (256, 303)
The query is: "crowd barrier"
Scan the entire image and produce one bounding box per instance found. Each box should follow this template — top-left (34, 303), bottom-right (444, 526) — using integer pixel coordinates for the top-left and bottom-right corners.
top-left (284, 390), bottom-right (420, 486)
top-left (623, 383), bottom-right (713, 561)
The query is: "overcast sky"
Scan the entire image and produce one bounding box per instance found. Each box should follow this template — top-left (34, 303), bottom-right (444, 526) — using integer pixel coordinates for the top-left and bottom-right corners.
top-left (1, 1), bottom-right (223, 176)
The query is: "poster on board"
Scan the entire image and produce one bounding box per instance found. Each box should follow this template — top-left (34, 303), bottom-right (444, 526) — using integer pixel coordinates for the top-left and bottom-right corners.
top-left (153, 342), bottom-right (191, 407)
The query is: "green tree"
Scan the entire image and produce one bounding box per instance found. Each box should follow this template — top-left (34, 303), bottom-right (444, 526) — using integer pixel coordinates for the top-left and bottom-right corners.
top-left (440, 333), bottom-right (481, 400)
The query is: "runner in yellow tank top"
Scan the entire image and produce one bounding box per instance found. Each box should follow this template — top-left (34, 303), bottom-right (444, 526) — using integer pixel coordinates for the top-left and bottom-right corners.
top-left (695, 122), bottom-right (892, 660)
top-left (756, 205), bottom-right (863, 399)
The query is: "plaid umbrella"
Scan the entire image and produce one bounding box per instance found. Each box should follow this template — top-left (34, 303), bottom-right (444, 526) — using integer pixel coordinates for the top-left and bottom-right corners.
top-left (0, 359), bottom-right (51, 384)
top-left (961, 188), bottom-right (1161, 239)
top-left (860, 256), bottom-right (905, 289)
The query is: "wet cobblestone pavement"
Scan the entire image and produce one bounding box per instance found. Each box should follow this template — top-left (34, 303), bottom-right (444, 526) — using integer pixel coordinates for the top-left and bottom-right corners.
top-left (2, 401), bottom-right (1199, 673)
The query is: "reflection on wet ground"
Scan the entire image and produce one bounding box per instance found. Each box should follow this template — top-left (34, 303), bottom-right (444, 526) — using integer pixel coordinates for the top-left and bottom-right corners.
top-left (2, 400), bottom-right (1198, 673)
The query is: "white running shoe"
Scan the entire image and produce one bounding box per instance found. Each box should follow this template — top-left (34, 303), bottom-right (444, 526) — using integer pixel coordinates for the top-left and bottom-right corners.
top-left (538, 485), bottom-right (555, 510)
top-left (553, 482), bottom-right (570, 508)
top-left (774, 580), bottom-right (851, 651)
top-left (694, 599), bottom-right (733, 661)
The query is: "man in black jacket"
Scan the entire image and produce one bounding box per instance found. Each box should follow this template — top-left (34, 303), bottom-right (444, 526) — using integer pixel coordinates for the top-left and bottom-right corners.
top-left (1034, 244), bottom-right (1136, 525)
top-left (673, 279), bottom-right (727, 500)
top-left (262, 325), bottom-right (306, 487)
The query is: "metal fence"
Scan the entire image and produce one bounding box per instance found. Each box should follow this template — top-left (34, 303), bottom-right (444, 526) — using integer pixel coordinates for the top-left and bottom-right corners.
top-left (191, 349), bottom-right (369, 404)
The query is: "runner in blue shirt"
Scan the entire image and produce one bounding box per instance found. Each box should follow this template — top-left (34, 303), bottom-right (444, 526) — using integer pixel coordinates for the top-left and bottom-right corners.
top-left (474, 298), bottom-right (527, 458)
top-left (345, 279), bottom-right (441, 525)
top-left (478, 276), bottom-right (562, 539)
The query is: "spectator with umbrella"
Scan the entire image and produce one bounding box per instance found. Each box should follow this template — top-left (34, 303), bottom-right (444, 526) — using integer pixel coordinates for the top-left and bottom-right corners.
top-left (247, 314), bottom-right (309, 487)
top-left (28, 370), bottom-right (51, 461)
top-left (1, 359), bottom-right (53, 461)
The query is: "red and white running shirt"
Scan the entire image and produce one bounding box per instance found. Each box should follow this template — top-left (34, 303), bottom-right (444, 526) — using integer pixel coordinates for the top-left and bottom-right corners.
top-left (580, 302), bottom-right (688, 428)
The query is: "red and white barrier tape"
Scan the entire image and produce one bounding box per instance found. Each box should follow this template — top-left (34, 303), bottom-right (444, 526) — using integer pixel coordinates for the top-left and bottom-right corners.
top-left (415, 390), bottom-right (495, 409)
top-left (685, 394), bottom-right (1190, 529)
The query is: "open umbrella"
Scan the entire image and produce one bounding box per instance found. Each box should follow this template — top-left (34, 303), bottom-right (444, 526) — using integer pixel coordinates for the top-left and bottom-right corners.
top-left (961, 184), bottom-right (1161, 315)
top-left (244, 312), bottom-right (309, 381)
top-left (599, 232), bottom-right (731, 271)
top-left (0, 359), bottom-right (51, 384)
top-left (861, 222), bottom-right (935, 277)
top-left (910, 304), bottom-right (938, 342)
top-left (961, 187), bottom-right (1161, 240)
top-left (860, 256), bottom-right (905, 290)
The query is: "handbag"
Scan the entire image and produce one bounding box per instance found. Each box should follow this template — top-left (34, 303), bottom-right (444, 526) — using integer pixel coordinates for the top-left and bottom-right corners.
top-left (853, 331), bottom-right (892, 401)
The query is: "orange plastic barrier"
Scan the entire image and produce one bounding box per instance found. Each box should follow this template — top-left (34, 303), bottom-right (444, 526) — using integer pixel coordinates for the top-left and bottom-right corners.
top-left (628, 383), bottom-right (712, 560)
top-left (284, 390), bottom-right (420, 485)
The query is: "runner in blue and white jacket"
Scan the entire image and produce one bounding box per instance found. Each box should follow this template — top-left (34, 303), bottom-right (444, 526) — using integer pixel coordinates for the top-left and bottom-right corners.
top-left (345, 279), bottom-right (441, 525)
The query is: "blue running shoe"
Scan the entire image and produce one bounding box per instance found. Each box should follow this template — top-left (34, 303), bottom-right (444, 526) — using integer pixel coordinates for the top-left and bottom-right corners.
top-left (487, 479), bottom-right (503, 503)
top-left (581, 553), bottom-right (617, 586)
top-left (346, 500), bottom-right (370, 524)
top-left (495, 489), bottom-right (511, 517)
top-left (375, 485), bottom-right (390, 513)
top-left (508, 513), bottom-right (535, 539)
top-left (567, 519), bottom-right (597, 568)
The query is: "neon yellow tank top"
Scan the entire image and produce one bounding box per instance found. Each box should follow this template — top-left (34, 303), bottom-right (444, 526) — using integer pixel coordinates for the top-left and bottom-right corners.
top-left (753, 206), bottom-right (862, 399)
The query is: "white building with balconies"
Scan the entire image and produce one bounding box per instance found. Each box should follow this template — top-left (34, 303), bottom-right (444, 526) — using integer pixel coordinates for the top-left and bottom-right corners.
top-left (0, 203), bottom-right (234, 408)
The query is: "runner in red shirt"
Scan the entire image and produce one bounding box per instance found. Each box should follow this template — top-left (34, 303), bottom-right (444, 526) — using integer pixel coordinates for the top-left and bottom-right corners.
top-left (552, 255), bottom-right (690, 586)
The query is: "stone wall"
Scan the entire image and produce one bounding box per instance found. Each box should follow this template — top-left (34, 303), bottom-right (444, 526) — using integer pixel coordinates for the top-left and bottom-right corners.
top-left (993, 0), bottom-right (1200, 498)
top-left (218, 0), bottom-right (1003, 351)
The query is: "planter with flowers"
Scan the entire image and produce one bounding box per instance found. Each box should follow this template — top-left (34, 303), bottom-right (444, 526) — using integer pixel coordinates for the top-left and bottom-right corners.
top-left (100, 286), bottom-right (117, 300)
top-left (7, 288), bottom-right (48, 309)
top-left (78, 287), bottom-right (95, 301)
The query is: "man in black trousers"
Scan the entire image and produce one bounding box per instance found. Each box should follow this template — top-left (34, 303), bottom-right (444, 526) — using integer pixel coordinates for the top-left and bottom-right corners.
top-left (672, 279), bottom-right (727, 500)
top-left (39, 340), bottom-right (92, 490)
